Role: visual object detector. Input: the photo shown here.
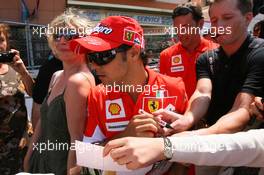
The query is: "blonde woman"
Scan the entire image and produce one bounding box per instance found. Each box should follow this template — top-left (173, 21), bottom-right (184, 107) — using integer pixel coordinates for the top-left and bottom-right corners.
top-left (24, 9), bottom-right (95, 175)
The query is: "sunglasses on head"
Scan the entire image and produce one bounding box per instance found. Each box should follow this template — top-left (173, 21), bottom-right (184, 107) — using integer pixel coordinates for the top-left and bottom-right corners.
top-left (172, 6), bottom-right (193, 18)
top-left (87, 45), bottom-right (132, 66)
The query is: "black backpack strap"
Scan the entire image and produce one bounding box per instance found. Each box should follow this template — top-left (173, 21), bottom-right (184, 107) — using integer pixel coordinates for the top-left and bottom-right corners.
top-left (205, 49), bottom-right (219, 79)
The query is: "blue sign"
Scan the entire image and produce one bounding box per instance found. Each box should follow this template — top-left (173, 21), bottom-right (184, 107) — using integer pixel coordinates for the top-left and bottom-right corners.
top-left (136, 16), bottom-right (162, 24)
top-left (85, 10), bottom-right (173, 26)
top-left (84, 11), bottom-right (101, 21)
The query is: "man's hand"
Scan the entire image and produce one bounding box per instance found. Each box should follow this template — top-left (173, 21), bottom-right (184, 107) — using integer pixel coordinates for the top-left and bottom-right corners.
top-left (250, 97), bottom-right (264, 121)
top-left (153, 109), bottom-right (192, 136)
top-left (103, 137), bottom-right (165, 170)
top-left (122, 110), bottom-right (160, 137)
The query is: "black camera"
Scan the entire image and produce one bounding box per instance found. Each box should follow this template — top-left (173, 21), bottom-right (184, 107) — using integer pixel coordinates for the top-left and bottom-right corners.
top-left (0, 51), bottom-right (16, 63)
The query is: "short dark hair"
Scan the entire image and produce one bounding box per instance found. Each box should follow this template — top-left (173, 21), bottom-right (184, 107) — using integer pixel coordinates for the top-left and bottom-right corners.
top-left (172, 5), bottom-right (203, 22)
top-left (209, 0), bottom-right (252, 15)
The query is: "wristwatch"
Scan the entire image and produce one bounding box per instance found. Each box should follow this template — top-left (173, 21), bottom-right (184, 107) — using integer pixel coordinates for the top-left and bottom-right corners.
top-left (163, 137), bottom-right (173, 160)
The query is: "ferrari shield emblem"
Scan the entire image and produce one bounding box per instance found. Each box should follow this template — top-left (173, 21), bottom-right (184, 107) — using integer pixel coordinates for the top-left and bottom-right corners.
top-left (148, 100), bottom-right (160, 113)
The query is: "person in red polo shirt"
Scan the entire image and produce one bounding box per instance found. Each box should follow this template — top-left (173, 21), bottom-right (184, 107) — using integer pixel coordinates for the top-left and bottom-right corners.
top-left (70, 16), bottom-right (188, 175)
top-left (160, 4), bottom-right (218, 98)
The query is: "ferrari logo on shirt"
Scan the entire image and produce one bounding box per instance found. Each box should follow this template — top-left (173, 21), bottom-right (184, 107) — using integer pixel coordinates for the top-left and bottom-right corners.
top-left (171, 55), bottom-right (182, 66)
top-left (108, 103), bottom-right (121, 115)
top-left (106, 99), bottom-right (126, 119)
top-left (148, 100), bottom-right (160, 113)
top-left (143, 97), bottom-right (162, 113)
top-left (143, 96), bottom-right (177, 113)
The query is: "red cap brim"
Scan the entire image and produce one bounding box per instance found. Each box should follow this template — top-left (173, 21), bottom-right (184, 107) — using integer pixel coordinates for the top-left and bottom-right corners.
top-left (70, 35), bottom-right (121, 54)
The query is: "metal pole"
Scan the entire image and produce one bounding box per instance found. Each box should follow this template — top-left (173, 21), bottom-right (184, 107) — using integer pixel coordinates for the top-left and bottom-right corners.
top-left (25, 20), bottom-right (34, 68)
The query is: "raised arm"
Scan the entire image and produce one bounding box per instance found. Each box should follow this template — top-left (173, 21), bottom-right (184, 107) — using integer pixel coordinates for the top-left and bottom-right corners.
top-left (10, 49), bottom-right (34, 96)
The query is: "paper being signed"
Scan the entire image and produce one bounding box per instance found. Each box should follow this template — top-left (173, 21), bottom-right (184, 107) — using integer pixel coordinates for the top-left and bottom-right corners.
top-left (75, 140), bottom-right (152, 175)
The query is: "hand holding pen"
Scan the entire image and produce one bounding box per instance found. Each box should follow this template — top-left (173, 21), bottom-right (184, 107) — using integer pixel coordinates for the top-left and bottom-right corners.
top-left (153, 109), bottom-right (188, 135)
top-left (138, 109), bottom-right (174, 129)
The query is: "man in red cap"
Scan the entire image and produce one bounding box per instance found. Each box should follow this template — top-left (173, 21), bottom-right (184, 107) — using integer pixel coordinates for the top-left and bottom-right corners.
top-left (70, 16), bottom-right (188, 174)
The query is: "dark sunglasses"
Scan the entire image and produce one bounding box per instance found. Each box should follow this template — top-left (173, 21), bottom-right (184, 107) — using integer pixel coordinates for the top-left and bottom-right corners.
top-left (87, 45), bottom-right (132, 66)
top-left (53, 33), bottom-right (80, 42)
top-left (172, 7), bottom-right (193, 18)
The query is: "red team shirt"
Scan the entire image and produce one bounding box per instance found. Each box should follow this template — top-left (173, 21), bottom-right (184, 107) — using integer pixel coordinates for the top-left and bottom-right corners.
top-left (83, 68), bottom-right (188, 143)
top-left (159, 38), bottom-right (218, 98)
